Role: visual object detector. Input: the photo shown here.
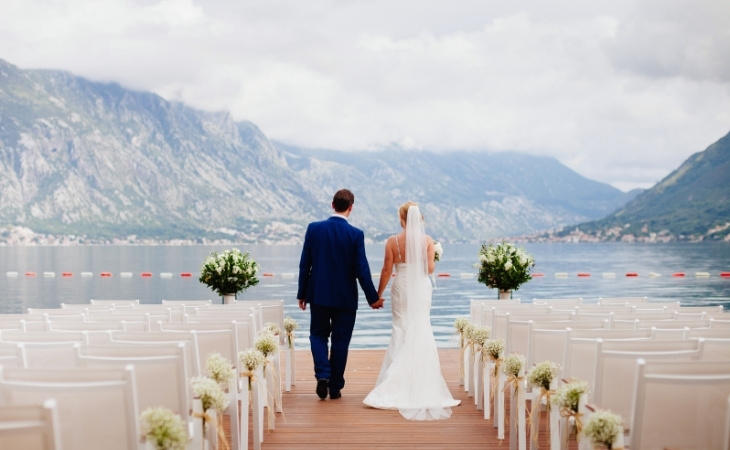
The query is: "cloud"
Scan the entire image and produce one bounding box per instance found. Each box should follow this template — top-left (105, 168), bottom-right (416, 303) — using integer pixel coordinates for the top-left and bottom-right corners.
top-left (1, 0), bottom-right (728, 191)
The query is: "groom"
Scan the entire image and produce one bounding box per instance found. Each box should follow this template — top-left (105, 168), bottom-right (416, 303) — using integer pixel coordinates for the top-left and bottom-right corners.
top-left (297, 189), bottom-right (383, 400)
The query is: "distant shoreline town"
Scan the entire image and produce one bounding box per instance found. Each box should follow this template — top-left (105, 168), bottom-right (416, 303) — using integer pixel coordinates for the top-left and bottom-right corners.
top-left (2, 224), bottom-right (727, 246)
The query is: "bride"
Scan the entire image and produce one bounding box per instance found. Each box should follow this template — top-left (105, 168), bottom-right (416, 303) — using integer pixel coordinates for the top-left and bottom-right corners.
top-left (362, 201), bottom-right (460, 420)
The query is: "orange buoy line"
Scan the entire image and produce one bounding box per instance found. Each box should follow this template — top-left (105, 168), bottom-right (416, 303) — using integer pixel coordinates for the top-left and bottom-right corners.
top-left (100, 272), bottom-right (112, 277)
top-left (577, 273), bottom-right (591, 277)
top-left (531, 273), bottom-right (544, 277)
top-left (437, 273), bottom-right (450, 277)
top-left (673, 272), bottom-right (686, 277)
top-left (25, 272), bottom-right (36, 277)
top-left (140, 272), bottom-right (153, 277)
top-left (262, 273), bottom-right (275, 277)
top-left (720, 272), bottom-right (730, 278)
top-left (625, 273), bottom-right (638, 277)
top-left (180, 273), bottom-right (193, 277)
top-left (62, 272), bottom-right (73, 277)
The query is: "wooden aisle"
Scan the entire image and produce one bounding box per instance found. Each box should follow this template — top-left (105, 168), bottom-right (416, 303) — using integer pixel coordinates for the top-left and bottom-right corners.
top-left (249, 348), bottom-right (551, 449)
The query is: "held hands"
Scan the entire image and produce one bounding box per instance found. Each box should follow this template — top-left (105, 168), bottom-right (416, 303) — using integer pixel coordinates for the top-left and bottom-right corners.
top-left (370, 297), bottom-right (385, 309)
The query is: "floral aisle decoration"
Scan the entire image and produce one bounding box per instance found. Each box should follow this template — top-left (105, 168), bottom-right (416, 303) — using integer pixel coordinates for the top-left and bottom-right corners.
top-left (238, 348), bottom-right (266, 392)
top-left (263, 322), bottom-right (282, 337)
top-left (454, 317), bottom-right (471, 385)
top-left (552, 379), bottom-right (590, 447)
top-left (140, 407), bottom-right (187, 450)
top-left (205, 352), bottom-right (235, 388)
top-left (283, 316), bottom-right (298, 350)
top-left (483, 338), bottom-right (505, 377)
top-left (255, 331), bottom-right (281, 429)
top-left (582, 409), bottom-right (625, 450)
top-left (190, 376), bottom-right (230, 449)
top-left (502, 353), bottom-right (527, 446)
top-left (199, 248), bottom-right (260, 302)
top-left (526, 360), bottom-right (560, 446)
top-left (502, 353), bottom-right (526, 395)
top-left (475, 241), bottom-right (535, 298)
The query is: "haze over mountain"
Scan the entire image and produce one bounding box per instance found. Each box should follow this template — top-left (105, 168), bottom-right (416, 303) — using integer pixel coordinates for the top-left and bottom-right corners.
top-left (0, 58), bottom-right (639, 243)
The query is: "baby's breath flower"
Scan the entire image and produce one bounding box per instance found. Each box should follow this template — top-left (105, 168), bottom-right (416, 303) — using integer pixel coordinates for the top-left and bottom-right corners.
top-left (238, 348), bottom-right (266, 372)
top-left (284, 316), bottom-right (298, 333)
top-left (205, 352), bottom-right (235, 385)
top-left (263, 322), bottom-right (281, 335)
top-left (255, 332), bottom-right (279, 358)
top-left (471, 326), bottom-right (490, 347)
top-left (582, 409), bottom-right (623, 448)
top-left (552, 379), bottom-right (590, 412)
top-left (190, 376), bottom-right (229, 412)
top-left (483, 338), bottom-right (505, 360)
top-left (454, 317), bottom-right (470, 332)
top-left (503, 353), bottom-right (526, 377)
top-left (527, 360), bottom-right (560, 391)
top-left (140, 407), bottom-right (187, 450)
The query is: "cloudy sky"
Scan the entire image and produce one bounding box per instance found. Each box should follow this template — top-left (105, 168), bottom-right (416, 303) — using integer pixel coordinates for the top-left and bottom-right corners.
top-left (2, 0), bottom-right (729, 191)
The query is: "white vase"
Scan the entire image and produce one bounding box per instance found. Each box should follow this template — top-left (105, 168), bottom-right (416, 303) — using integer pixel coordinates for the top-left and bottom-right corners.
top-left (498, 290), bottom-right (512, 300)
top-left (222, 293), bottom-right (235, 304)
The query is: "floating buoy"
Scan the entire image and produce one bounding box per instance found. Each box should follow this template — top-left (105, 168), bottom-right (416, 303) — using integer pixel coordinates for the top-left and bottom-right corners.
top-left (696, 272), bottom-right (710, 277)
top-left (602, 272), bottom-right (616, 278)
top-left (555, 272), bottom-right (568, 278)
top-left (460, 273), bottom-right (474, 278)
top-left (100, 272), bottom-right (112, 277)
top-left (6, 271), bottom-right (18, 277)
top-left (281, 273), bottom-right (295, 278)
top-left (672, 272), bottom-right (685, 277)
top-left (180, 273), bottom-right (192, 277)
top-left (577, 273), bottom-right (591, 277)
top-left (649, 272), bottom-right (661, 277)
top-left (25, 272), bottom-right (36, 277)
top-left (62, 272), bottom-right (73, 277)
top-left (140, 272), bottom-right (153, 277)
top-left (160, 272), bottom-right (173, 278)
top-left (120, 272), bottom-right (133, 278)
top-left (81, 272), bottom-right (93, 277)
top-left (437, 273), bottom-right (450, 277)
top-left (531, 273), bottom-right (544, 277)
top-left (721, 272), bottom-right (730, 278)
top-left (626, 272), bottom-right (638, 277)
top-left (43, 272), bottom-right (55, 278)
top-left (262, 273), bottom-right (275, 277)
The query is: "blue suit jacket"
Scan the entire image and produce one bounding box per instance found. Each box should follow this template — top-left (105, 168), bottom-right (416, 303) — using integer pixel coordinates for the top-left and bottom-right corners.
top-left (297, 216), bottom-right (379, 310)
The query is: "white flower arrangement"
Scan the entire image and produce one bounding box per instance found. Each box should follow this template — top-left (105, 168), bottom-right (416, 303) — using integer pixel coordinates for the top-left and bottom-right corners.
top-left (433, 241), bottom-right (443, 262)
top-left (527, 360), bottom-right (560, 391)
top-left (454, 317), bottom-right (470, 333)
top-left (140, 407), bottom-right (187, 450)
top-left (284, 316), bottom-right (298, 349)
top-left (475, 241), bottom-right (535, 292)
top-left (262, 322), bottom-right (281, 336)
top-left (198, 248), bottom-right (259, 297)
top-left (503, 353), bottom-right (526, 377)
top-left (238, 348), bottom-right (266, 391)
top-left (551, 379), bottom-right (589, 412)
top-left (483, 338), bottom-right (505, 361)
top-left (255, 332), bottom-right (279, 358)
top-left (470, 325), bottom-right (491, 348)
top-left (205, 352), bottom-right (235, 385)
top-left (582, 409), bottom-right (624, 449)
top-left (190, 376), bottom-right (229, 413)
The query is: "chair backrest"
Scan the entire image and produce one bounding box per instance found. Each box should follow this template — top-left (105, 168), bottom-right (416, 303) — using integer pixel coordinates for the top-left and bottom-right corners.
top-left (630, 358), bottom-right (730, 450)
top-left (0, 330), bottom-right (85, 344)
top-left (161, 299), bottom-right (212, 306)
top-left (0, 343), bottom-right (25, 368)
top-left (593, 341), bottom-right (706, 420)
top-left (19, 342), bottom-right (81, 368)
top-left (109, 330), bottom-right (201, 375)
top-left (0, 398), bottom-right (62, 450)
top-left (687, 327), bottom-right (730, 339)
top-left (0, 365), bottom-right (140, 450)
top-left (598, 296), bottom-right (648, 304)
top-left (526, 321), bottom-right (608, 371)
top-left (89, 299), bottom-right (140, 306)
top-left (532, 297), bottom-right (583, 305)
top-left (75, 343), bottom-right (191, 430)
top-left (258, 301), bottom-right (286, 346)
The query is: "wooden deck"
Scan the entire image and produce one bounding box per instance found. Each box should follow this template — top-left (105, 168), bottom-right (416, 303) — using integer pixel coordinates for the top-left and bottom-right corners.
top-left (248, 348), bottom-right (551, 449)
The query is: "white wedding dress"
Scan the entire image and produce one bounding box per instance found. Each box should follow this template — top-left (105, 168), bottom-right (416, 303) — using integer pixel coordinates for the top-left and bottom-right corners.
top-left (363, 207), bottom-right (460, 420)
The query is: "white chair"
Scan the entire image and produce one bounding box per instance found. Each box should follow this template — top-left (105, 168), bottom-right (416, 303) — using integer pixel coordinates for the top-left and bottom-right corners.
top-left (0, 398), bottom-right (62, 450)
top-left (0, 365), bottom-right (142, 450)
top-left (74, 343), bottom-right (196, 446)
top-left (0, 343), bottom-right (24, 368)
top-left (161, 299), bottom-right (212, 306)
top-left (629, 358), bottom-right (730, 449)
top-left (109, 331), bottom-right (202, 376)
top-left (598, 296), bottom-right (648, 304)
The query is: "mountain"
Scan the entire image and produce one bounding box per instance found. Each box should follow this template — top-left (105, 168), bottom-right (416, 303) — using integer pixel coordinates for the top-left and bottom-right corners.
top-left (550, 131), bottom-right (730, 242)
top-left (0, 58), bottom-right (636, 243)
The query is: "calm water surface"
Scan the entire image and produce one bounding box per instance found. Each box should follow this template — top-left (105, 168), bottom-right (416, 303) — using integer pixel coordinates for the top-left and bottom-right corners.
top-left (1, 242), bottom-right (728, 348)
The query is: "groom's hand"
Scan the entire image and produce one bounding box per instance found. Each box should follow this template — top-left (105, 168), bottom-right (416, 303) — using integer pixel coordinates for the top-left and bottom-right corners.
top-left (371, 297), bottom-right (384, 309)
top-left (298, 299), bottom-right (307, 311)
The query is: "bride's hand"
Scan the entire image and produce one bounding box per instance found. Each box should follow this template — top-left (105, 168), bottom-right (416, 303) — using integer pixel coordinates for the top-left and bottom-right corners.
top-left (371, 297), bottom-right (385, 309)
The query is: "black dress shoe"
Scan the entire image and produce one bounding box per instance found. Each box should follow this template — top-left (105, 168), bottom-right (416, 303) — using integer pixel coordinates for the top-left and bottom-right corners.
top-left (316, 378), bottom-right (329, 399)
top-left (329, 391), bottom-right (341, 399)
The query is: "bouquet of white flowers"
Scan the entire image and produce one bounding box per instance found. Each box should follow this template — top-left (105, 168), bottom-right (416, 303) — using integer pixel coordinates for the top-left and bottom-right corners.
top-left (433, 241), bottom-right (443, 262)
top-left (527, 360), bottom-right (559, 391)
top-left (583, 409), bottom-right (624, 449)
top-left (140, 407), bottom-right (187, 450)
top-left (199, 248), bottom-right (259, 297)
top-left (205, 352), bottom-right (235, 386)
top-left (475, 241), bottom-right (535, 292)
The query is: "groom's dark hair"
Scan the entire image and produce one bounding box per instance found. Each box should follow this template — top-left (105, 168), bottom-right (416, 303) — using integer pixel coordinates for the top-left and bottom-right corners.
top-left (332, 189), bottom-right (355, 212)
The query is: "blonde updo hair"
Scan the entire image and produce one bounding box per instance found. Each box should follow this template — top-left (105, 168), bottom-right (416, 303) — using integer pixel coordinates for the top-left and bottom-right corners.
top-left (398, 201), bottom-right (419, 225)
